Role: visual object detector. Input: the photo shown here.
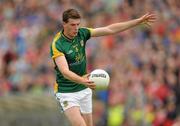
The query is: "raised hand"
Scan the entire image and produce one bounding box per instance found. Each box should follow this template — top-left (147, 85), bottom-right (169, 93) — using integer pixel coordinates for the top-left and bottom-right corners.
top-left (139, 13), bottom-right (156, 27)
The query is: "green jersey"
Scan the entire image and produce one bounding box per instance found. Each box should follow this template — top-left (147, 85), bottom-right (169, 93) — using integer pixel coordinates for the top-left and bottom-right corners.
top-left (50, 28), bottom-right (91, 93)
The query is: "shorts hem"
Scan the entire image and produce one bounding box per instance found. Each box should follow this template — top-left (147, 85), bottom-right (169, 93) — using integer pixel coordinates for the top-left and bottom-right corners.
top-left (63, 105), bottom-right (80, 111)
top-left (80, 111), bottom-right (92, 114)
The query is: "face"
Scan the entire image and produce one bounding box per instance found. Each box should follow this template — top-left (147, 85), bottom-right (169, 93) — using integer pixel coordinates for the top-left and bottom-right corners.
top-left (63, 18), bottom-right (81, 38)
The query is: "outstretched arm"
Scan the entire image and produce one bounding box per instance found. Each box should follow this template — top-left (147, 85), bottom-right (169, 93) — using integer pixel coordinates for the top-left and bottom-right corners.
top-left (91, 13), bottom-right (156, 37)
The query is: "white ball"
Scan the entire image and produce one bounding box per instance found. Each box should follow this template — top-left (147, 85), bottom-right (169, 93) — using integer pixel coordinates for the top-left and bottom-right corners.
top-left (89, 69), bottom-right (110, 90)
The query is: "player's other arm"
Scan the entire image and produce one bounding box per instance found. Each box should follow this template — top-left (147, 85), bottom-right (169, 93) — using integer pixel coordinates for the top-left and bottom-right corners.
top-left (91, 13), bottom-right (156, 37)
top-left (55, 56), bottom-right (96, 89)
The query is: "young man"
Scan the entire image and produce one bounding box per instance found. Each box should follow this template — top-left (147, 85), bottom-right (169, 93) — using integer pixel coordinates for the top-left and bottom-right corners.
top-left (50, 9), bottom-right (156, 126)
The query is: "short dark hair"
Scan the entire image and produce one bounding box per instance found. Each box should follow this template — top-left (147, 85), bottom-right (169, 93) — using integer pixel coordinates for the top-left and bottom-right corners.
top-left (62, 9), bottom-right (81, 23)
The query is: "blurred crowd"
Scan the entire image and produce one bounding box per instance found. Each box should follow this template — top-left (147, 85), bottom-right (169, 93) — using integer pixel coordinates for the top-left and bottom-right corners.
top-left (0, 0), bottom-right (179, 126)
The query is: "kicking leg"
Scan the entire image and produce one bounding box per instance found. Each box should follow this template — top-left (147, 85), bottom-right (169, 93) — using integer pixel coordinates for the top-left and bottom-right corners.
top-left (65, 106), bottom-right (87, 126)
top-left (82, 113), bottom-right (93, 126)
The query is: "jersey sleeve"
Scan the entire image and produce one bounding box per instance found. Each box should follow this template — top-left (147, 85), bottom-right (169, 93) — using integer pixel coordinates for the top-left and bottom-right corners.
top-left (50, 33), bottom-right (64, 59)
top-left (79, 27), bottom-right (92, 41)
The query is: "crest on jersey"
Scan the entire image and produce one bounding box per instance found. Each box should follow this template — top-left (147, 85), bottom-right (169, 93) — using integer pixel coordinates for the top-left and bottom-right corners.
top-left (80, 40), bottom-right (84, 47)
top-left (73, 44), bottom-right (79, 52)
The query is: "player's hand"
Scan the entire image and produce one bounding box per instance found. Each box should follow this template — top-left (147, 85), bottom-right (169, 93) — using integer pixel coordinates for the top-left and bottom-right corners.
top-left (82, 74), bottom-right (96, 90)
top-left (82, 74), bottom-right (90, 79)
top-left (84, 81), bottom-right (96, 90)
top-left (139, 12), bottom-right (156, 27)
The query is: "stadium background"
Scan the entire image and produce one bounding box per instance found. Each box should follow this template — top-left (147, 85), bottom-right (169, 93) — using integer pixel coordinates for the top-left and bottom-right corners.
top-left (0, 0), bottom-right (179, 126)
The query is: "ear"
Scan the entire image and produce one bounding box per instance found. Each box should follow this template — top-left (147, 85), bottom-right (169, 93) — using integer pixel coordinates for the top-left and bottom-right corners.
top-left (62, 21), bottom-right (66, 25)
top-left (62, 21), bottom-right (67, 28)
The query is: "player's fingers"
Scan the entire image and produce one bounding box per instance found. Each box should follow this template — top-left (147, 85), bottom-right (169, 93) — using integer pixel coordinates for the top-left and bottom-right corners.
top-left (148, 17), bottom-right (156, 21)
top-left (147, 19), bottom-right (156, 23)
top-left (147, 14), bottom-right (156, 19)
top-left (141, 13), bottom-right (149, 20)
top-left (87, 74), bottom-right (91, 78)
top-left (147, 16), bottom-right (156, 23)
top-left (144, 13), bottom-right (150, 17)
top-left (144, 12), bottom-right (155, 18)
top-left (140, 13), bottom-right (156, 25)
top-left (148, 16), bottom-right (156, 21)
top-left (87, 80), bottom-right (94, 83)
top-left (144, 22), bottom-right (151, 28)
top-left (83, 74), bottom-right (90, 78)
top-left (85, 82), bottom-right (95, 88)
top-left (91, 85), bottom-right (96, 90)
top-left (90, 85), bottom-right (96, 90)
top-left (88, 83), bottom-right (96, 90)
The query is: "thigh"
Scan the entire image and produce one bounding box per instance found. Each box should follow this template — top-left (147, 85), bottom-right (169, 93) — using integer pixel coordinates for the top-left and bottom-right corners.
top-left (79, 88), bottom-right (92, 114)
top-left (79, 88), bottom-right (93, 126)
top-left (65, 106), bottom-right (87, 126)
top-left (82, 113), bottom-right (93, 126)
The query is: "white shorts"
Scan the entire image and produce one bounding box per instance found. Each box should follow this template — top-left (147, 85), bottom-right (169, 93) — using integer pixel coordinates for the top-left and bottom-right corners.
top-left (55, 88), bottom-right (92, 114)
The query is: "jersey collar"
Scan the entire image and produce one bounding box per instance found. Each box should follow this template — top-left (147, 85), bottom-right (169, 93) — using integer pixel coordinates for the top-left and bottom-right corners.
top-left (61, 30), bottom-right (74, 42)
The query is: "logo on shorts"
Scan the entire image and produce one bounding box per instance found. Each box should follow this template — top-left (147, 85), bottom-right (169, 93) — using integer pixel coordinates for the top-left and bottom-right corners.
top-left (63, 101), bottom-right (68, 108)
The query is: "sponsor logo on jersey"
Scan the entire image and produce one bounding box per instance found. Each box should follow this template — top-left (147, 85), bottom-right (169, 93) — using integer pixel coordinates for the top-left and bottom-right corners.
top-left (73, 44), bottom-right (79, 52)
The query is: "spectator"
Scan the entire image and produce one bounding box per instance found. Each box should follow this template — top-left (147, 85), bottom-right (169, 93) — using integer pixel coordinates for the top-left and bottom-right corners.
top-left (0, 0), bottom-right (179, 126)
